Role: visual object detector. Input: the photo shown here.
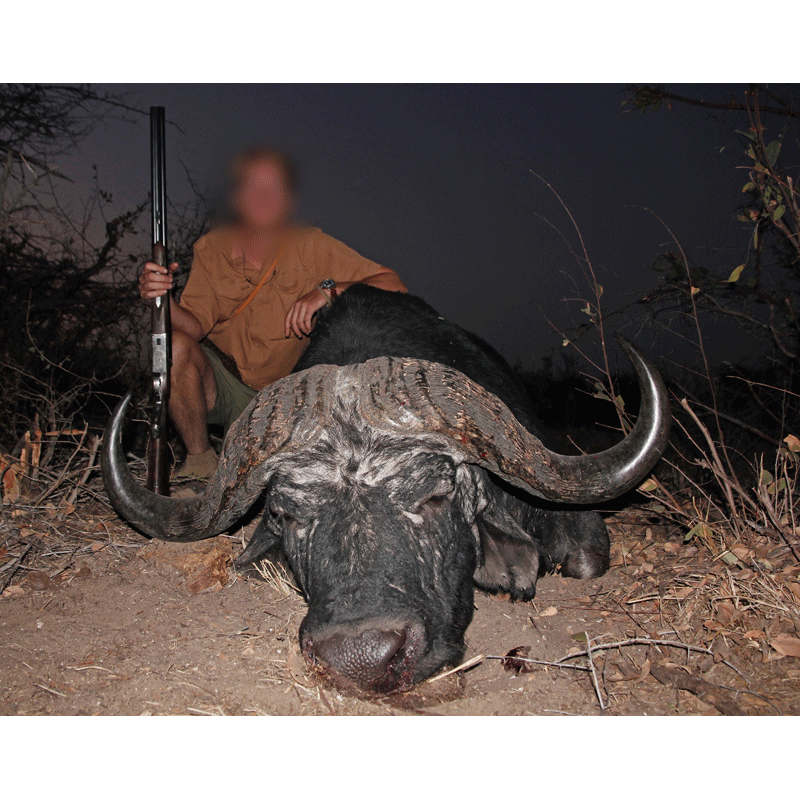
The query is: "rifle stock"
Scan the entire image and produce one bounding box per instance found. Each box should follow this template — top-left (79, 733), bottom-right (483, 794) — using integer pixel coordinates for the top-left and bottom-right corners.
top-left (146, 107), bottom-right (171, 495)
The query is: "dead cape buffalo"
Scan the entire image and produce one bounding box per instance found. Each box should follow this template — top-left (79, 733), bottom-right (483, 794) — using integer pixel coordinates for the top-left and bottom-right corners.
top-left (102, 285), bottom-right (669, 695)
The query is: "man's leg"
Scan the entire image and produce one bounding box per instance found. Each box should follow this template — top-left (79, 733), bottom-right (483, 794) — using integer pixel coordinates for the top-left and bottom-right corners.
top-left (170, 330), bottom-right (217, 456)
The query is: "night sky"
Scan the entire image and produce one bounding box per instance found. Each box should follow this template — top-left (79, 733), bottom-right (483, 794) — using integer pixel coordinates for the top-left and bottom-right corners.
top-left (64, 84), bottom-right (756, 371)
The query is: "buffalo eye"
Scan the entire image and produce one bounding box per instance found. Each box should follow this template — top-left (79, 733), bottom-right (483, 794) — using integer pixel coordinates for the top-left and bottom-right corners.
top-left (413, 477), bottom-right (455, 512)
top-left (269, 504), bottom-right (296, 525)
top-left (418, 493), bottom-right (450, 511)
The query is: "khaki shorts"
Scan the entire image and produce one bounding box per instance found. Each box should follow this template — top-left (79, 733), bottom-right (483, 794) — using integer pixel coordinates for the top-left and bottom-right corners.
top-left (202, 345), bottom-right (257, 435)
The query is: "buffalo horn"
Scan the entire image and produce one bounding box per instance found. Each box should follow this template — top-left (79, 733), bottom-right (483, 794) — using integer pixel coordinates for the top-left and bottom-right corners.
top-left (357, 338), bottom-right (670, 503)
top-left (102, 339), bottom-right (669, 541)
top-left (101, 370), bottom-right (327, 541)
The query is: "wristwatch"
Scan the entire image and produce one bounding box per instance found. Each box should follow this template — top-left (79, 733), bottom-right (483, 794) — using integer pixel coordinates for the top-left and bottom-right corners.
top-left (320, 278), bottom-right (338, 301)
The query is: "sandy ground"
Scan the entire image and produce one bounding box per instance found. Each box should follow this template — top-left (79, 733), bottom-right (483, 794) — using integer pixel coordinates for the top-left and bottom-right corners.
top-left (1, 507), bottom-right (799, 716)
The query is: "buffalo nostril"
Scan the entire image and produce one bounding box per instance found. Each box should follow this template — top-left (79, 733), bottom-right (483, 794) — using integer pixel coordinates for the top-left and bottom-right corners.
top-left (309, 627), bottom-right (409, 691)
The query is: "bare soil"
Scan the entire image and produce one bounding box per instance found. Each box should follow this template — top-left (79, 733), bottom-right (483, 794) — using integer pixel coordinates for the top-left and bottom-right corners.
top-left (2, 503), bottom-right (799, 716)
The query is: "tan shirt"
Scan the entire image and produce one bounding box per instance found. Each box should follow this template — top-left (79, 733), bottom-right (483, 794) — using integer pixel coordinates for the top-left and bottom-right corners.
top-left (179, 226), bottom-right (384, 391)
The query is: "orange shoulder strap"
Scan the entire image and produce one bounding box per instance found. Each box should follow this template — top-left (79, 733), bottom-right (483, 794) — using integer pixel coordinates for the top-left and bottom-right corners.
top-left (230, 245), bottom-right (288, 320)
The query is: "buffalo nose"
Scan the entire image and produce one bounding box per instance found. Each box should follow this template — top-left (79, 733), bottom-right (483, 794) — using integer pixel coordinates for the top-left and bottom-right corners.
top-left (307, 627), bottom-right (409, 693)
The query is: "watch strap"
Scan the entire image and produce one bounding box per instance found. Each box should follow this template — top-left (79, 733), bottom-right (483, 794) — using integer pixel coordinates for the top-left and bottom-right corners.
top-left (315, 284), bottom-right (334, 306)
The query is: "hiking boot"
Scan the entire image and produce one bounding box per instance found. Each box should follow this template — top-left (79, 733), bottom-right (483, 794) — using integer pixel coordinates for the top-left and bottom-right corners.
top-left (174, 447), bottom-right (219, 480)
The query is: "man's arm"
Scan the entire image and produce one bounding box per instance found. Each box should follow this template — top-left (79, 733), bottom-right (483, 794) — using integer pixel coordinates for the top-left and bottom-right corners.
top-left (284, 266), bottom-right (407, 339)
top-left (332, 266), bottom-right (407, 294)
top-left (140, 261), bottom-right (205, 341)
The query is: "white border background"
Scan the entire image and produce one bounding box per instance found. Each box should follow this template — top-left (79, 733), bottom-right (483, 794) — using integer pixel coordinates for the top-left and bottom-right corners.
top-left (2, 1), bottom-right (797, 792)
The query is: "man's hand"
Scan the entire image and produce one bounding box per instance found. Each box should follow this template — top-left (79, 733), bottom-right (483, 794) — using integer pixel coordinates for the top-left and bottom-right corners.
top-left (140, 261), bottom-right (178, 300)
top-left (284, 287), bottom-right (329, 339)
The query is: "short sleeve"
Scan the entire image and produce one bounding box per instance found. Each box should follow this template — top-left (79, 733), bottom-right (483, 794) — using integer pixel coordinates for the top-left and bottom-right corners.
top-left (178, 242), bottom-right (221, 338)
top-left (310, 231), bottom-right (385, 285)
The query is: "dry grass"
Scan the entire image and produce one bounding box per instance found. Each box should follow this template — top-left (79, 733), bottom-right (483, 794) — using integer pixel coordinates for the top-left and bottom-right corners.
top-left (640, 403), bottom-right (799, 561)
top-left (1, 424), bottom-right (107, 512)
top-left (625, 399), bottom-right (800, 667)
top-left (254, 556), bottom-right (302, 597)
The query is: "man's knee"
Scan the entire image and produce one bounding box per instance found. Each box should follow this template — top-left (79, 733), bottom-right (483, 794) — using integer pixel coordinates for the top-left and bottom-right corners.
top-left (170, 331), bottom-right (216, 411)
top-left (171, 330), bottom-right (201, 372)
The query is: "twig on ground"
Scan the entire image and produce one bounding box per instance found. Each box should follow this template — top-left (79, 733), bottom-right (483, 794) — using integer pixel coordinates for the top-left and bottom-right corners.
top-left (583, 632), bottom-right (606, 712)
top-left (427, 654), bottom-right (484, 683)
top-left (555, 637), bottom-right (710, 663)
top-left (34, 683), bottom-right (66, 698)
top-left (487, 654), bottom-right (589, 672)
top-left (492, 633), bottom-right (753, 713)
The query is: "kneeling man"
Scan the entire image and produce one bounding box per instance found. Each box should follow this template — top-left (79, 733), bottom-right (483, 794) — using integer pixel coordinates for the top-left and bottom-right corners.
top-left (139, 147), bottom-right (407, 478)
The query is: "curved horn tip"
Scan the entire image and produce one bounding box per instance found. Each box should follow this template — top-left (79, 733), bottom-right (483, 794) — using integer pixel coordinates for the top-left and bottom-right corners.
top-left (614, 334), bottom-right (648, 366)
top-left (101, 392), bottom-right (134, 476)
top-left (507, 334), bottom-right (669, 502)
top-left (110, 390), bottom-right (133, 430)
top-left (101, 390), bottom-right (204, 542)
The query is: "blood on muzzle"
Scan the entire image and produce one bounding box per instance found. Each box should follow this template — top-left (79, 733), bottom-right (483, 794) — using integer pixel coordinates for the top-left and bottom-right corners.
top-left (303, 623), bottom-right (421, 694)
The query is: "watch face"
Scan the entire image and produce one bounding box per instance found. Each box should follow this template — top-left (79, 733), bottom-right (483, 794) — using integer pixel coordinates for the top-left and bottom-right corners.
top-left (320, 279), bottom-right (336, 290)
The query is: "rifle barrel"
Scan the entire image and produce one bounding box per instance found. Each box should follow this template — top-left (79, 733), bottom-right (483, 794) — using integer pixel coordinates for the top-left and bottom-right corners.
top-left (146, 106), bottom-right (171, 495)
top-left (151, 107), bottom-right (167, 250)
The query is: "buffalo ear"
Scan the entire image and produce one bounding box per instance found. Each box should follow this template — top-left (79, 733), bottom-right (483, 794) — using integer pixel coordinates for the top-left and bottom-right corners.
top-left (235, 512), bottom-right (282, 569)
top-left (472, 497), bottom-right (549, 602)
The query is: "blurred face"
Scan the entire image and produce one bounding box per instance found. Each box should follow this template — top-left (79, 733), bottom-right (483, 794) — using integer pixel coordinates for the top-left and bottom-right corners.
top-left (233, 158), bottom-right (294, 231)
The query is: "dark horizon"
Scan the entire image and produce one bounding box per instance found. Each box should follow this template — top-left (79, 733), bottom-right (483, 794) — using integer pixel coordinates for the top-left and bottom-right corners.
top-left (62, 84), bottom-right (761, 372)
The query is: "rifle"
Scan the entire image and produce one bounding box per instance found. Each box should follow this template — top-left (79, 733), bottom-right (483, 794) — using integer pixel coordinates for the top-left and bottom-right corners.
top-left (146, 106), bottom-right (171, 495)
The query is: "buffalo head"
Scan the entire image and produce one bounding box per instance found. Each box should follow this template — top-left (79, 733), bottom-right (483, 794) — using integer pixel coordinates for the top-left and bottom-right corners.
top-left (102, 342), bottom-right (669, 694)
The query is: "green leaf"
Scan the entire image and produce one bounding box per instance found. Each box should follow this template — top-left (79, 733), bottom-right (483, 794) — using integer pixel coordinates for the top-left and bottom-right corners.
top-left (639, 478), bottom-right (658, 492)
top-left (765, 478), bottom-right (787, 494)
top-left (773, 205), bottom-right (786, 222)
top-left (766, 140), bottom-right (781, 165)
top-left (721, 551), bottom-right (739, 566)
top-left (685, 522), bottom-right (709, 543)
top-left (760, 469), bottom-right (774, 486)
top-left (742, 182), bottom-right (755, 192)
top-left (571, 632), bottom-right (588, 643)
top-left (728, 264), bottom-right (745, 283)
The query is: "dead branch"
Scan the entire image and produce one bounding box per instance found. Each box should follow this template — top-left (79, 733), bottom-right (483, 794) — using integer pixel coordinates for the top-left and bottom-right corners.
top-left (0, 543), bottom-right (32, 594)
top-left (64, 434), bottom-right (99, 508)
top-left (648, 659), bottom-right (743, 715)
